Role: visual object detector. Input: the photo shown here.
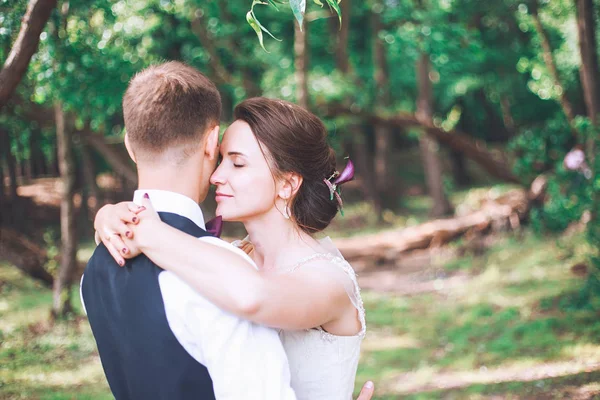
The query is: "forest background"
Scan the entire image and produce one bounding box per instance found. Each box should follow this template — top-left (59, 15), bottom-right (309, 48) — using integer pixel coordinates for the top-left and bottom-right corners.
top-left (2, 0), bottom-right (600, 398)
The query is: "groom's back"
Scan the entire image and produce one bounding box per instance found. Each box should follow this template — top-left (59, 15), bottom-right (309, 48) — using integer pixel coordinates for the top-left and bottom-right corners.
top-left (82, 212), bottom-right (215, 400)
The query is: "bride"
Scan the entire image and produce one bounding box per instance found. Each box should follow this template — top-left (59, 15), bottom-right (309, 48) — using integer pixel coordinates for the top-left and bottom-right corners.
top-left (96, 97), bottom-right (367, 399)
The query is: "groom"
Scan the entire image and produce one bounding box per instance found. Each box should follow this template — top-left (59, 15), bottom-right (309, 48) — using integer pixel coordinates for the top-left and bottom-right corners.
top-left (81, 62), bottom-right (374, 399)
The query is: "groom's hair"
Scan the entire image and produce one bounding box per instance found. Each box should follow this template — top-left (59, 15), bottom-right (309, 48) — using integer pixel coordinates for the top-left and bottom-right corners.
top-left (123, 61), bottom-right (221, 160)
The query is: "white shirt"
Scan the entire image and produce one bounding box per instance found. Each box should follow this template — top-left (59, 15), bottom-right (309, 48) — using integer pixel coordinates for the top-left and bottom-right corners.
top-left (81, 189), bottom-right (296, 400)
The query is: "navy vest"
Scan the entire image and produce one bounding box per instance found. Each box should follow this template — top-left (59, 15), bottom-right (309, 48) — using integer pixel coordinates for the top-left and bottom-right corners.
top-left (82, 212), bottom-right (215, 400)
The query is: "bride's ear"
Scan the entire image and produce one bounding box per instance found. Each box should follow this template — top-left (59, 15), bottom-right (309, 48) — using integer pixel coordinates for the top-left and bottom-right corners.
top-left (278, 173), bottom-right (303, 200)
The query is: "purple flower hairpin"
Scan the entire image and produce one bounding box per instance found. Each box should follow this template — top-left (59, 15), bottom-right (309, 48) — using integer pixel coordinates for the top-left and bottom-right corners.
top-left (205, 215), bottom-right (223, 238)
top-left (324, 159), bottom-right (355, 216)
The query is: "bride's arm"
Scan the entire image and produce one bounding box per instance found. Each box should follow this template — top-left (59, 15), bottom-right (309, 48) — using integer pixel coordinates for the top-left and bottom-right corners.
top-left (130, 216), bottom-right (349, 332)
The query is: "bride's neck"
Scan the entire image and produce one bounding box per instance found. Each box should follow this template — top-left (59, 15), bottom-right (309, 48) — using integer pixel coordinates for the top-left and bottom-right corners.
top-left (243, 210), bottom-right (316, 271)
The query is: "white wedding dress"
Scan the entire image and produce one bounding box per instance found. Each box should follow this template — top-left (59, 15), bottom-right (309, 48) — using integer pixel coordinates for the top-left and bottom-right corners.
top-left (233, 237), bottom-right (366, 400)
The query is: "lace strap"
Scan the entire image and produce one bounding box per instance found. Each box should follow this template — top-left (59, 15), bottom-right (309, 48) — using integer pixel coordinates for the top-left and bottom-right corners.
top-left (291, 253), bottom-right (366, 337)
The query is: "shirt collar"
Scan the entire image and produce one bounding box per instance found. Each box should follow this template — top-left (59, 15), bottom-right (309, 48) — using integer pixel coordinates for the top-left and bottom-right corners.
top-left (133, 189), bottom-right (206, 229)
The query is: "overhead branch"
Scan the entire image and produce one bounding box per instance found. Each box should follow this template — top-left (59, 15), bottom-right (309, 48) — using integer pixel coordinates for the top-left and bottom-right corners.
top-left (329, 107), bottom-right (522, 184)
top-left (530, 3), bottom-right (577, 130)
top-left (0, 0), bottom-right (57, 110)
top-left (190, 9), bottom-right (261, 96)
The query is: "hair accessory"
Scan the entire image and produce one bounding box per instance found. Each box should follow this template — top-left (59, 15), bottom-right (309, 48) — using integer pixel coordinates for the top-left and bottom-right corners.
top-left (205, 215), bottom-right (223, 238)
top-left (323, 159), bottom-right (355, 216)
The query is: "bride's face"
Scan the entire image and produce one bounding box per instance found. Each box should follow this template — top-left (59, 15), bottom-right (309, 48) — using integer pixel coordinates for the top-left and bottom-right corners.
top-left (210, 120), bottom-right (279, 222)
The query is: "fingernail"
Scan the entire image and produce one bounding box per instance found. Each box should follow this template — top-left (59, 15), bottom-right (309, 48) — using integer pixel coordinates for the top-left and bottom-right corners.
top-left (132, 217), bottom-right (138, 223)
top-left (143, 193), bottom-right (149, 199)
top-left (122, 248), bottom-right (128, 254)
top-left (118, 260), bottom-right (124, 266)
top-left (125, 231), bottom-right (132, 238)
top-left (365, 381), bottom-right (374, 389)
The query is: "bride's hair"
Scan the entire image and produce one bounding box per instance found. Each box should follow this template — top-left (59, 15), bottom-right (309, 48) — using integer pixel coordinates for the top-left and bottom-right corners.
top-left (234, 97), bottom-right (340, 234)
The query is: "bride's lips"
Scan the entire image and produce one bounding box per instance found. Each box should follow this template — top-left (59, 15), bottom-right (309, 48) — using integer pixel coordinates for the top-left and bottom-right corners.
top-left (215, 192), bottom-right (233, 202)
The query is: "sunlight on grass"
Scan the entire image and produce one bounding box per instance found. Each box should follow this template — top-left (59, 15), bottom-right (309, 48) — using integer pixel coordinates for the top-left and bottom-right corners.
top-left (355, 230), bottom-right (600, 398)
top-left (2, 226), bottom-right (599, 399)
top-left (13, 360), bottom-right (106, 387)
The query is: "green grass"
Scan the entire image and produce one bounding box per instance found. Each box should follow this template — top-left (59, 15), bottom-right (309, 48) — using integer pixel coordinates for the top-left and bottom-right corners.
top-left (0, 263), bottom-right (111, 400)
top-left (0, 229), bottom-right (598, 399)
top-left (355, 230), bottom-right (600, 399)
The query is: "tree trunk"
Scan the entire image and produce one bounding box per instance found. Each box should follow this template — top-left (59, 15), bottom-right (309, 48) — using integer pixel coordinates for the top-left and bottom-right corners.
top-left (52, 100), bottom-right (78, 318)
top-left (294, 21), bottom-right (309, 109)
top-left (14, 134), bottom-right (27, 181)
top-left (351, 131), bottom-right (381, 213)
top-left (82, 131), bottom-right (137, 186)
top-left (575, 0), bottom-right (600, 164)
top-left (450, 149), bottom-right (469, 187)
top-left (80, 143), bottom-right (100, 218)
top-left (0, 0), bottom-right (57, 110)
top-left (335, 0), bottom-right (351, 74)
top-left (531, 3), bottom-right (577, 129)
top-left (416, 53), bottom-right (453, 217)
top-left (372, 7), bottom-right (396, 214)
top-left (29, 128), bottom-right (47, 177)
top-left (0, 155), bottom-right (4, 217)
top-left (0, 127), bottom-right (19, 200)
top-left (500, 94), bottom-right (516, 137)
top-left (576, 0), bottom-right (600, 124)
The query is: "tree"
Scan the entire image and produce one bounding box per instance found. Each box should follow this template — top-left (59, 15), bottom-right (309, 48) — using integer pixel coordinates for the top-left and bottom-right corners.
top-left (416, 52), bottom-right (453, 217)
top-left (575, 0), bottom-right (600, 161)
top-left (0, 0), bottom-right (57, 110)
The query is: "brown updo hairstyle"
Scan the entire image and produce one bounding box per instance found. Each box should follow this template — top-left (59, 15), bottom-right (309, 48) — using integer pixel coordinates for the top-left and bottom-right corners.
top-left (234, 97), bottom-right (339, 234)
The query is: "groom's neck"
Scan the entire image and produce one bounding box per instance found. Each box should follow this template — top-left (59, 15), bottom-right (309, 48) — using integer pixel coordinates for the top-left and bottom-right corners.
top-left (137, 164), bottom-right (203, 204)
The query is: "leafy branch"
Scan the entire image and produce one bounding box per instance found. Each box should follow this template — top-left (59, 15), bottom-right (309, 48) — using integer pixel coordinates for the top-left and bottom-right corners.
top-left (247, 0), bottom-right (342, 50)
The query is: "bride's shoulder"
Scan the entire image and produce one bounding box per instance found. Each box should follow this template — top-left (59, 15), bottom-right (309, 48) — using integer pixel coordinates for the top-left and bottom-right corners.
top-left (292, 252), bottom-right (355, 277)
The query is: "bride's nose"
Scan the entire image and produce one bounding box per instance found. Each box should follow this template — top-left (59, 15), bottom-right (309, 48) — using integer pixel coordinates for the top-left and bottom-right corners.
top-left (210, 165), bottom-right (226, 186)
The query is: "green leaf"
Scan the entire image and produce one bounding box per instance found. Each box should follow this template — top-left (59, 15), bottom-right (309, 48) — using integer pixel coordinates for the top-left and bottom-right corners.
top-left (313, 0), bottom-right (324, 6)
top-left (246, 2), bottom-right (282, 52)
top-left (246, 10), bottom-right (266, 51)
top-left (325, 0), bottom-right (342, 25)
top-left (253, 12), bottom-right (281, 41)
top-left (290, 0), bottom-right (306, 28)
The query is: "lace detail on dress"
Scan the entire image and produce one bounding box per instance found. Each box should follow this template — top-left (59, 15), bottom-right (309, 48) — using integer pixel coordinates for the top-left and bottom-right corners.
top-left (290, 253), bottom-right (366, 339)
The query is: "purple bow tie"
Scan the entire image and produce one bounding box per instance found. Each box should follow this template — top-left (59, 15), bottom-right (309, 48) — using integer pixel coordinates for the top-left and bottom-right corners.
top-left (205, 215), bottom-right (223, 238)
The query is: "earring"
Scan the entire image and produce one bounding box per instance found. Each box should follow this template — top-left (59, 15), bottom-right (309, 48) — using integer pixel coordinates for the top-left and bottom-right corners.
top-left (283, 204), bottom-right (290, 220)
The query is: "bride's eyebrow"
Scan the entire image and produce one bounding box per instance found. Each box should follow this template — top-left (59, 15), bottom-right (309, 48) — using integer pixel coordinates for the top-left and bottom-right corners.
top-left (227, 151), bottom-right (247, 157)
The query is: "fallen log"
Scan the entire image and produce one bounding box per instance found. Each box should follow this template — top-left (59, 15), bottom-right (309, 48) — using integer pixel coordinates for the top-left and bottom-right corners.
top-left (0, 227), bottom-right (54, 287)
top-left (333, 187), bottom-right (531, 267)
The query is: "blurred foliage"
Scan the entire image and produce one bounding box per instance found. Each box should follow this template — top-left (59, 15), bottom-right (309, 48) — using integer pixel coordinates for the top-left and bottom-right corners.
top-left (2, 0), bottom-right (600, 306)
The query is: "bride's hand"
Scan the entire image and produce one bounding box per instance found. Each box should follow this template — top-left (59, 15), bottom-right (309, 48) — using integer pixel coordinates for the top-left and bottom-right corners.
top-left (94, 201), bottom-right (145, 265)
top-left (356, 381), bottom-right (374, 400)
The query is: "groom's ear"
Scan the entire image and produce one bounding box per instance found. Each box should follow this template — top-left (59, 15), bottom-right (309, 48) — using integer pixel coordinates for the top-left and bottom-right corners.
top-left (124, 133), bottom-right (137, 164)
top-left (204, 125), bottom-right (220, 161)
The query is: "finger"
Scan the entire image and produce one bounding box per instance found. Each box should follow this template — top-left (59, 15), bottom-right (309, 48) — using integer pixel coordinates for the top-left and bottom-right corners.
top-left (103, 220), bottom-right (133, 240)
top-left (137, 195), bottom-right (160, 221)
top-left (122, 237), bottom-right (142, 259)
top-left (355, 381), bottom-right (374, 400)
top-left (108, 233), bottom-right (130, 259)
top-left (117, 207), bottom-right (140, 225)
top-left (126, 202), bottom-right (146, 215)
top-left (103, 240), bottom-right (126, 267)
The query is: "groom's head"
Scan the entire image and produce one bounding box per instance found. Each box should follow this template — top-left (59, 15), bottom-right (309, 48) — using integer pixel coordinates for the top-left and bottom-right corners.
top-left (123, 61), bottom-right (221, 199)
